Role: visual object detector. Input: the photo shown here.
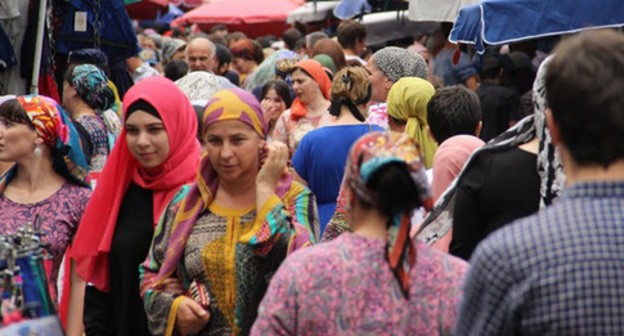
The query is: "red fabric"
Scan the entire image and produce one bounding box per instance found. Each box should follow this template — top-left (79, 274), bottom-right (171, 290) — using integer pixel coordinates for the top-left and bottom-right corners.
top-left (58, 249), bottom-right (72, 328)
top-left (126, 0), bottom-right (168, 20)
top-left (38, 74), bottom-right (60, 103)
top-left (70, 77), bottom-right (201, 292)
top-left (290, 59), bottom-right (331, 121)
top-left (181, 0), bottom-right (303, 36)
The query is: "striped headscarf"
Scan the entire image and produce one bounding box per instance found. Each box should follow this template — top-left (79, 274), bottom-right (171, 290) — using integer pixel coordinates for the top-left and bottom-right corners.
top-left (343, 131), bottom-right (433, 298)
top-left (146, 88), bottom-right (292, 289)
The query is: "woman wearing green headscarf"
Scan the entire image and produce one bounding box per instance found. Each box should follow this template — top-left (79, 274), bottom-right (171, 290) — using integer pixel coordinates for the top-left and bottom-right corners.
top-left (387, 77), bottom-right (437, 168)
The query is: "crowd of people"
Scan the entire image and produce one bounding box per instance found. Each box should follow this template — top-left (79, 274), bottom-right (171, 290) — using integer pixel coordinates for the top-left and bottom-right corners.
top-left (0, 16), bottom-right (623, 336)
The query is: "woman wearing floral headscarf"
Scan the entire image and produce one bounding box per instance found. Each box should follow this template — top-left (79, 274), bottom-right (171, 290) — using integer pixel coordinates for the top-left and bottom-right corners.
top-left (139, 88), bottom-right (319, 336)
top-left (0, 95), bottom-right (91, 327)
top-left (63, 63), bottom-right (119, 176)
top-left (252, 132), bottom-right (468, 335)
top-left (273, 59), bottom-right (333, 154)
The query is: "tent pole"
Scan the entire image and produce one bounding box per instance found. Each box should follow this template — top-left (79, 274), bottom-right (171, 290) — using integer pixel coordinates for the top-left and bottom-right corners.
top-left (30, 0), bottom-right (48, 95)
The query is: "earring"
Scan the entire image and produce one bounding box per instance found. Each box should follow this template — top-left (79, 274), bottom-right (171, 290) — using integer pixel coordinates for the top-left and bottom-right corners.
top-left (33, 144), bottom-right (42, 157)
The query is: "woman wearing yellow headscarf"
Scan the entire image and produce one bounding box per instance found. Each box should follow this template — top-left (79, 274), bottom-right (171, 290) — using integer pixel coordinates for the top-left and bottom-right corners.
top-left (387, 77), bottom-right (437, 168)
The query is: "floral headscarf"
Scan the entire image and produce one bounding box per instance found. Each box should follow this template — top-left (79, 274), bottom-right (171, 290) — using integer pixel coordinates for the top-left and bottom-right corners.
top-left (0, 95), bottom-right (89, 189)
top-left (343, 131), bottom-right (433, 298)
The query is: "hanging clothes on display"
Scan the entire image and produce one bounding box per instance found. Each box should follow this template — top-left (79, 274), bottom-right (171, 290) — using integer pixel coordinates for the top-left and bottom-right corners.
top-left (55, 0), bottom-right (140, 98)
top-left (0, 227), bottom-right (64, 335)
top-left (0, 27), bottom-right (17, 74)
top-left (0, 0), bottom-right (29, 95)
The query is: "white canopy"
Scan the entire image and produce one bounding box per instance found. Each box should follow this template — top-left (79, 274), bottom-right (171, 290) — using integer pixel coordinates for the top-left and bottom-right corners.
top-left (408, 0), bottom-right (478, 22)
top-left (362, 10), bottom-right (439, 46)
top-left (287, 1), bottom-right (340, 23)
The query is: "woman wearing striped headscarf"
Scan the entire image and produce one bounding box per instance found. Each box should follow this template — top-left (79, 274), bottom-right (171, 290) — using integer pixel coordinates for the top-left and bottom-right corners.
top-left (139, 88), bottom-right (319, 336)
top-left (252, 132), bottom-right (468, 335)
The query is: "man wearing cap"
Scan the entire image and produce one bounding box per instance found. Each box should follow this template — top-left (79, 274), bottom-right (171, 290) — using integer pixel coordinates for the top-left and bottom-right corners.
top-left (365, 46), bottom-right (428, 129)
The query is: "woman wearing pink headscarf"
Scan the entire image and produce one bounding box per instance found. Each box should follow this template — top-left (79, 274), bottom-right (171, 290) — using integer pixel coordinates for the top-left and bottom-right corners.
top-left (69, 77), bottom-right (201, 336)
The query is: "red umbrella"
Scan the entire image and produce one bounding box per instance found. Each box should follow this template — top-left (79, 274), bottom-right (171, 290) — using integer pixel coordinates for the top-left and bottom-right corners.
top-left (126, 0), bottom-right (168, 20)
top-left (180, 0), bottom-right (304, 37)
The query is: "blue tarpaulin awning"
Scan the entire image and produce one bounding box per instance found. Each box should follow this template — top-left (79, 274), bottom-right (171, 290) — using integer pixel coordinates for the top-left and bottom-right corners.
top-left (450, 0), bottom-right (624, 53)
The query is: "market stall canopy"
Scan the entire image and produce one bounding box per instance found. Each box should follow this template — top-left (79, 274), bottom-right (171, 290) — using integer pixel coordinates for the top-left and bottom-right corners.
top-left (362, 10), bottom-right (439, 46)
top-left (126, 0), bottom-right (168, 20)
top-left (408, 0), bottom-right (478, 22)
top-left (287, 1), bottom-right (340, 23)
top-left (180, 0), bottom-right (303, 37)
top-left (450, 0), bottom-right (624, 53)
top-left (334, 0), bottom-right (407, 20)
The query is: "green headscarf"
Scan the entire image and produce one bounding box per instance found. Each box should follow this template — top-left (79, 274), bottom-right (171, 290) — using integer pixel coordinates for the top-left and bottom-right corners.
top-left (387, 77), bottom-right (437, 168)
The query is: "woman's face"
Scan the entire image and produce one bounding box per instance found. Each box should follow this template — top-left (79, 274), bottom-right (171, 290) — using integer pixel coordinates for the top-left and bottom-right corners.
top-left (291, 68), bottom-right (321, 104)
top-left (125, 110), bottom-right (170, 168)
top-left (262, 89), bottom-right (287, 121)
top-left (0, 117), bottom-right (38, 162)
top-left (61, 80), bottom-right (77, 109)
top-left (203, 120), bottom-right (263, 185)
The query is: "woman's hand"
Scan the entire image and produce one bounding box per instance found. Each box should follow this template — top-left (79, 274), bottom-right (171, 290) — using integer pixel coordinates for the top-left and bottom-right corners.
top-left (256, 141), bottom-right (289, 191)
top-left (261, 98), bottom-right (285, 126)
top-left (256, 141), bottom-right (289, 208)
top-left (176, 298), bottom-right (210, 335)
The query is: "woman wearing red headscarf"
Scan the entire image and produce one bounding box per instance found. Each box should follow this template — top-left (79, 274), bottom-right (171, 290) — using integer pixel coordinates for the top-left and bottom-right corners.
top-left (68, 77), bottom-right (201, 336)
top-left (272, 59), bottom-right (333, 154)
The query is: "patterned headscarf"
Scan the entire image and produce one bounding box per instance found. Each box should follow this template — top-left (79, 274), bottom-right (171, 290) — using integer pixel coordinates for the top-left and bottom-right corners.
top-left (145, 88), bottom-right (292, 290)
top-left (387, 77), bottom-right (437, 168)
top-left (372, 47), bottom-right (428, 82)
top-left (175, 71), bottom-right (224, 102)
top-left (343, 132), bottom-right (433, 298)
top-left (416, 56), bottom-right (565, 245)
top-left (290, 59), bottom-right (331, 121)
top-left (0, 95), bottom-right (89, 189)
top-left (69, 64), bottom-right (115, 112)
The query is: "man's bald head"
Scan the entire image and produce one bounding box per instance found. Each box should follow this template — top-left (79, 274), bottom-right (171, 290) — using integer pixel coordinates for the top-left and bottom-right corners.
top-left (187, 37), bottom-right (216, 72)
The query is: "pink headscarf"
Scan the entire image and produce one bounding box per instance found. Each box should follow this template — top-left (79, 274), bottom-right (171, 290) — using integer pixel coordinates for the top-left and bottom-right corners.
top-left (431, 135), bottom-right (485, 202)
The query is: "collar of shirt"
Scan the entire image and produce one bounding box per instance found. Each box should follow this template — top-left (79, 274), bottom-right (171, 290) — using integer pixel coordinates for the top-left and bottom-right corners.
top-left (563, 181), bottom-right (624, 200)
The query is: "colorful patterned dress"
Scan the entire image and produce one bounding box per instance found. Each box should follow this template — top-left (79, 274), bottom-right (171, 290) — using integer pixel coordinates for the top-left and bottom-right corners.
top-left (74, 115), bottom-right (110, 172)
top-left (140, 182), bottom-right (319, 336)
top-left (251, 233), bottom-right (468, 336)
top-left (0, 183), bottom-right (91, 286)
